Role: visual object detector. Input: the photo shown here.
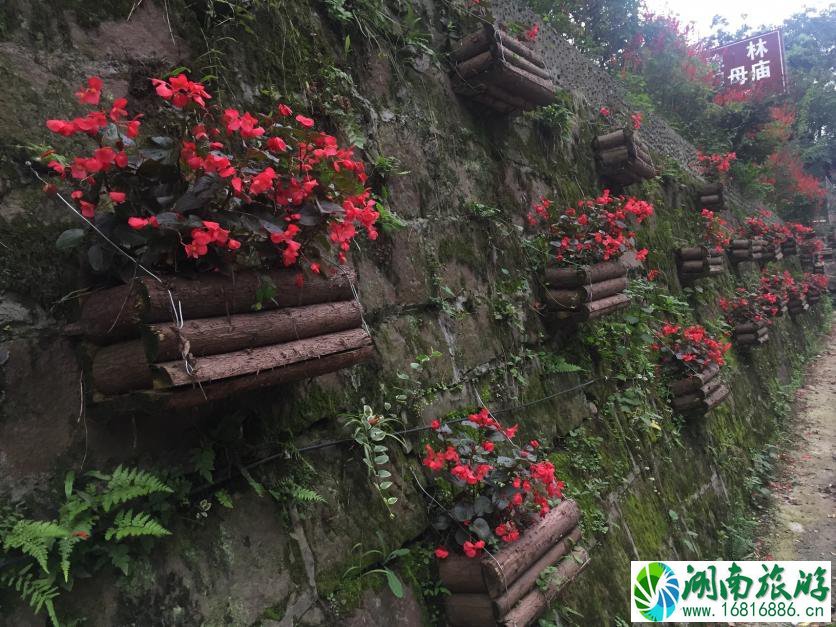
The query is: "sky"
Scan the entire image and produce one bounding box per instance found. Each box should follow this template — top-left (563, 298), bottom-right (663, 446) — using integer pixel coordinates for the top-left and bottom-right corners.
top-left (642, 0), bottom-right (833, 38)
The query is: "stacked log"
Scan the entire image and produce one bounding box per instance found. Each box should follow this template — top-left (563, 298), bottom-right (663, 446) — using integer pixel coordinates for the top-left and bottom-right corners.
top-left (787, 293), bottom-right (809, 316)
top-left (733, 319), bottom-right (769, 347)
top-left (592, 129), bottom-right (657, 186)
top-left (807, 288), bottom-right (821, 305)
top-left (449, 25), bottom-right (556, 114)
top-left (751, 238), bottom-right (767, 262)
top-left (545, 261), bottom-right (630, 320)
top-left (669, 363), bottom-right (729, 417)
top-left (675, 246), bottom-right (723, 282)
top-left (822, 247), bottom-right (833, 261)
top-left (68, 269), bottom-right (374, 407)
top-left (780, 238), bottom-right (797, 257)
top-left (727, 239), bottom-right (754, 263)
top-left (441, 500), bottom-right (589, 627)
top-left (799, 243), bottom-right (821, 272)
top-left (758, 241), bottom-right (783, 264)
top-left (697, 183), bottom-right (724, 209)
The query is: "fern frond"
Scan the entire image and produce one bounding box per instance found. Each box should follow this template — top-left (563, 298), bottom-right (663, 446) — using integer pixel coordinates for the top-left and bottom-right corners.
top-left (3, 520), bottom-right (68, 573)
top-left (102, 466), bottom-right (173, 512)
top-left (1, 565), bottom-right (60, 627)
top-left (104, 510), bottom-right (170, 541)
top-left (289, 485), bottom-right (325, 504)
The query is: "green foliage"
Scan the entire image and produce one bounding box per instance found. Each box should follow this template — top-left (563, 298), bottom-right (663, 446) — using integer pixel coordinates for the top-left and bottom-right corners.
top-left (1, 467), bottom-right (175, 625)
top-left (270, 480), bottom-right (326, 505)
top-left (538, 352), bottom-right (585, 375)
top-left (342, 543), bottom-right (407, 599)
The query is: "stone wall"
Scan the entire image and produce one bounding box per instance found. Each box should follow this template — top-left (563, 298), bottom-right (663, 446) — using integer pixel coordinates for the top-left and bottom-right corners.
top-left (0, 1), bottom-right (830, 625)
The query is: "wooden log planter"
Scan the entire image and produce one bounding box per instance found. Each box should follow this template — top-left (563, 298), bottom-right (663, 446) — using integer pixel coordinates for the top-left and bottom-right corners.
top-left (758, 241), bottom-right (783, 264)
top-left (544, 261), bottom-right (631, 321)
top-left (780, 238), bottom-right (798, 257)
top-left (675, 246), bottom-right (724, 282)
top-left (592, 129), bottom-right (657, 186)
top-left (668, 363), bottom-right (730, 417)
top-left (807, 288), bottom-right (822, 305)
top-left (787, 294), bottom-right (809, 317)
top-left (449, 25), bottom-right (557, 114)
top-left (727, 239), bottom-right (761, 264)
top-left (697, 183), bottom-right (724, 209)
top-left (733, 319), bottom-right (769, 347)
top-left (68, 269), bottom-right (374, 407)
top-left (440, 500), bottom-right (589, 627)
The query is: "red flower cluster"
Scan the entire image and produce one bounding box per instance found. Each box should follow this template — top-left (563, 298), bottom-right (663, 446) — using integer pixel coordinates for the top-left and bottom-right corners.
top-left (719, 287), bottom-right (767, 326)
top-left (530, 189), bottom-right (653, 265)
top-left (631, 112), bottom-right (643, 130)
top-left (524, 23), bottom-right (539, 42)
top-left (652, 322), bottom-right (731, 371)
top-left (758, 271), bottom-right (797, 315)
top-left (425, 409), bottom-right (564, 559)
top-left (696, 151), bottom-right (736, 180)
top-left (738, 210), bottom-right (789, 246)
top-left (700, 208), bottom-right (731, 252)
top-left (766, 148), bottom-right (826, 205)
top-left (42, 76), bottom-right (379, 274)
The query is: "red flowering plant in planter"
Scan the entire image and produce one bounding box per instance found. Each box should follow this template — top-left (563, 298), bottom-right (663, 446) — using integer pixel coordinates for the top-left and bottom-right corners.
top-left (758, 272), bottom-right (790, 316)
top-left (39, 75), bottom-right (378, 278)
top-left (700, 208), bottom-right (731, 252)
top-left (738, 210), bottom-right (787, 247)
top-left (719, 288), bottom-right (768, 326)
top-left (695, 151), bottom-right (736, 182)
top-left (423, 408), bottom-right (565, 559)
top-left (528, 190), bottom-right (654, 266)
top-left (651, 322), bottom-right (731, 374)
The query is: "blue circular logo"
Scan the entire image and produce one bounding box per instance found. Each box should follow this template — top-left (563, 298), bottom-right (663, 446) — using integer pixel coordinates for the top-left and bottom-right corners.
top-left (634, 562), bottom-right (680, 621)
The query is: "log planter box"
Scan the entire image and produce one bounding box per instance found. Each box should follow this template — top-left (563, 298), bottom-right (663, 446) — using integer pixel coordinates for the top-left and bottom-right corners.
top-left (807, 288), bottom-right (822, 306)
top-left (592, 129), bottom-right (657, 187)
top-left (68, 269), bottom-right (374, 408)
top-left (822, 247), bottom-right (834, 262)
top-left (727, 239), bottom-right (767, 264)
top-left (449, 25), bottom-right (557, 114)
top-left (697, 183), bottom-right (724, 209)
top-left (733, 319), bottom-right (769, 348)
top-left (780, 238), bottom-right (798, 257)
top-left (440, 500), bottom-right (589, 627)
top-left (544, 261), bottom-right (630, 321)
top-left (675, 246), bottom-right (724, 283)
top-left (758, 241), bottom-right (783, 264)
top-left (668, 363), bottom-right (730, 417)
top-left (787, 294), bottom-right (809, 317)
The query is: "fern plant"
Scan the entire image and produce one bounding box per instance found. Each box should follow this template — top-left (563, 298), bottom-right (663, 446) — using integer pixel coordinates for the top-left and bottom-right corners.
top-left (1, 466), bottom-right (174, 625)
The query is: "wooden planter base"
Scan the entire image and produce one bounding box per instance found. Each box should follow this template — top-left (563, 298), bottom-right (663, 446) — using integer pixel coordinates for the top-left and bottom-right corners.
top-left (788, 295), bottom-right (809, 317)
top-left (780, 239), bottom-right (797, 257)
top-left (593, 129), bottom-right (656, 186)
top-left (733, 320), bottom-right (769, 347)
top-left (697, 183), bottom-right (724, 209)
top-left (449, 25), bottom-right (557, 114)
top-left (727, 239), bottom-right (754, 264)
top-left (545, 261), bottom-right (630, 321)
top-left (669, 363), bottom-right (729, 416)
top-left (758, 242), bottom-right (783, 264)
top-left (676, 246), bottom-right (723, 282)
top-left (440, 500), bottom-right (588, 627)
top-left (70, 269), bottom-right (374, 407)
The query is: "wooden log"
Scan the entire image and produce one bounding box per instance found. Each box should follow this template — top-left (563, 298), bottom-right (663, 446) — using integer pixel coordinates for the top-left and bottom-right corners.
top-left (491, 60), bottom-right (555, 106)
top-left (598, 146), bottom-right (629, 165)
top-left (91, 340), bottom-right (153, 395)
top-left (582, 277), bottom-right (628, 302)
top-left (498, 548), bottom-right (590, 627)
top-left (444, 594), bottom-right (495, 627)
top-left (679, 260), bottom-right (708, 273)
top-left (491, 44), bottom-right (551, 81)
top-left (77, 269), bottom-right (356, 343)
top-left (734, 321), bottom-right (765, 334)
top-left (454, 80), bottom-right (531, 112)
top-left (145, 301), bottom-right (363, 361)
top-left (450, 27), bottom-right (492, 62)
top-left (700, 183), bottom-right (722, 195)
top-left (438, 555), bottom-right (487, 593)
top-left (593, 129), bottom-right (627, 151)
top-left (153, 328), bottom-right (372, 388)
top-left (700, 194), bottom-right (722, 206)
top-left (454, 50), bottom-right (495, 79)
top-left (493, 527), bottom-right (582, 617)
top-left (546, 289), bottom-right (582, 310)
top-left (157, 345), bottom-right (375, 409)
top-left (482, 499), bottom-right (581, 599)
top-left (677, 247), bottom-right (708, 261)
top-left (669, 362), bottom-right (720, 396)
top-left (630, 158), bottom-right (657, 180)
top-left (731, 239), bottom-right (752, 248)
top-left (634, 145), bottom-right (653, 165)
top-left (680, 384), bottom-right (730, 417)
top-left (735, 333), bottom-right (758, 345)
top-left (545, 261), bottom-right (626, 288)
top-left (582, 293), bottom-right (630, 320)
top-left (708, 265), bottom-right (725, 275)
top-left (493, 29), bottom-right (546, 68)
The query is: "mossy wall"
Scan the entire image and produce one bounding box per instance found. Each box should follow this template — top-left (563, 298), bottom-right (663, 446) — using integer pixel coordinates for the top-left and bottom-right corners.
top-left (0, 1), bottom-right (830, 625)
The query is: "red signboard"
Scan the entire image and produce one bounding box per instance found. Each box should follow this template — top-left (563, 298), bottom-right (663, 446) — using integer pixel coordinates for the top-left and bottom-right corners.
top-left (712, 30), bottom-right (787, 97)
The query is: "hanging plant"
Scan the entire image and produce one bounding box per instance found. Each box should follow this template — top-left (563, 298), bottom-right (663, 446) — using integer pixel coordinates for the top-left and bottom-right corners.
top-left (39, 74), bottom-right (379, 279)
top-left (719, 288), bottom-right (770, 347)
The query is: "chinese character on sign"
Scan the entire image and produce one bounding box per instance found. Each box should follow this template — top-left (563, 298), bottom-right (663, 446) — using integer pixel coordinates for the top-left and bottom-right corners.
top-left (684, 565), bottom-right (719, 600)
top-left (793, 567), bottom-right (831, 601)
top-left (712, 30), bottom-right (786, 97)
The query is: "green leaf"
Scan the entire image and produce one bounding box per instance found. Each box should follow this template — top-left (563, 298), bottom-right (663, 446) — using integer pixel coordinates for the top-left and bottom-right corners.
top-left (373, 454), bottom-right (389, 465)
top-left (56, 228), bottom-right (85, 250)
top-left (384, 570), bottom-right (404, 598)
top-left (215, 490), bottom-right (234, 509)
